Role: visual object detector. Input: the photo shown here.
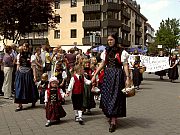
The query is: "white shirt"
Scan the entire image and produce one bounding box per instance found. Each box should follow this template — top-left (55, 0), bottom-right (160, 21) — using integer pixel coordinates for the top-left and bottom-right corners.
top-left (100, 50), bottom-right (129, 63)
top-left (40, 49), bottom-right (46, 67)
top-left (67, 74), bottom-right (91, 92)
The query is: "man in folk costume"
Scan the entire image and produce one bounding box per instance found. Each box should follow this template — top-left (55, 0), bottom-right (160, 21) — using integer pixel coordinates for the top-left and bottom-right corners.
top-left (66, 65), bottom-right (91, 125)
top-left (44, 77), bottom-right (66, 127)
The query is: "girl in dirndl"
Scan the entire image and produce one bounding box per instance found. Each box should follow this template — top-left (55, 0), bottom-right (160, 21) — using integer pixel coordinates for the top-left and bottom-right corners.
top-left (44, 77), bottom-right (66, 127)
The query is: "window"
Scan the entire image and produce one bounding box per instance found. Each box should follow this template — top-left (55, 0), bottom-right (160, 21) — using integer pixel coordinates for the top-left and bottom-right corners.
top-left (55, 0), bottom-right (60, 9)
top-left (103, 28), bottom-right (107, 37)
top-left (54, 30), bottom-right (60, 39)
top-left (71, 0), bottom-right (77, 7)
top-left (107, 28), bottom-right (118, 35)
top-left (107, 11), bottom-right (119, 19)
top-left (132, 11), bottom-right (134, 17)
top-left (132, 35), bottom-right (134, 42)
top-left (54, 15), bottom-right (61, 23)
top-left (132, 23), bottom-right (134, 29)
top-left (71, 14), bottom-right (77, 22)
top-left (71, 29), bottom-right (77, 38)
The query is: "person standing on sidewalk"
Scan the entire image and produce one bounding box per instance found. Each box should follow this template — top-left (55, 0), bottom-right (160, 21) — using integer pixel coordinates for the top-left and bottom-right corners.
top-left (91, 33), bottom-right (130, 132)
top-left (10, 43), bottom-right (18, 95)
top-left (2, 46), bottom-right (14, 99)
top-left (14, 43), bottom-right (39, 111)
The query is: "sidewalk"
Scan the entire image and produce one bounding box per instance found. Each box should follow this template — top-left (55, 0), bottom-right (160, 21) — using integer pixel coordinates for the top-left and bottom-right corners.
top-left (0, 72), bottom-right (180, 135)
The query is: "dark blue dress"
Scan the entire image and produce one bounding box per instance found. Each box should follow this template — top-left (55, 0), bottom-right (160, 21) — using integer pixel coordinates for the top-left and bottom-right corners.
top-left (101, 49), bottom-right (126, 118)
top-left (15, 52), bottom-right (39, 104)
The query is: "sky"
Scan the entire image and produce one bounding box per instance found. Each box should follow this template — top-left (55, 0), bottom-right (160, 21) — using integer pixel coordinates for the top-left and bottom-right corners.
top-left (136, 0), bottom-right (180, 32)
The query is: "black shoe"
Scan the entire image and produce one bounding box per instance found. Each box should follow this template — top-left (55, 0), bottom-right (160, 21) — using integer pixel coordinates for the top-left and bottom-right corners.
top-left (78, 117), bottom-right (84, 125)
top-left (109, 124), bottom-right (116, 133)
top-left (0, 92), bottom-right (4, 96)
top-left (31, 103), bottom-right (36, 108)
top-left (15, 106), bottom-right (23, 112)
top-left (45, 121), bottom-right (51, 127)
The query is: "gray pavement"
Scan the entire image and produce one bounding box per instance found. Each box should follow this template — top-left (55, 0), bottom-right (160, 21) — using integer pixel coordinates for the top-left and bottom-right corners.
top-left (0, 72), bottom-right (180, 135)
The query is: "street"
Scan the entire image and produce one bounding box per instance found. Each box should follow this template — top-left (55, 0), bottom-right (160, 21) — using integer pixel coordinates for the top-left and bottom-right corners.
top-left (0, 72), bottom-right (180, 135)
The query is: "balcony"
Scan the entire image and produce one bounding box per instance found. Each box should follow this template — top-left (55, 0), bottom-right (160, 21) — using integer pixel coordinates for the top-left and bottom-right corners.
top-left (82, 36), bottom-right (101, 45)
top-left (32, 24), bottom-right (48, 32)
top-left (101, 2), bottom-right (121, 12)
top-left (122, 10), bottom-right (131, 19)
top-left (121, 24), bottom-right (131, 33)
top-left (135, 30), bottom-right (142, 37)
top-left (135, 19), bottom-right (142, 26)
top-left (82, 20), bottom-right (101, 28)
top-left (83, 4), bottom-right (101, 13)
top-left (101, 19), bottom-right (121, 27)
top-left (19, 38), bottom-right (48, 46)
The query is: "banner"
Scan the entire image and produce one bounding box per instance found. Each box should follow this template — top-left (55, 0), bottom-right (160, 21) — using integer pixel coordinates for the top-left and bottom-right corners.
top-left (128, 55), bottom-right (170, 72)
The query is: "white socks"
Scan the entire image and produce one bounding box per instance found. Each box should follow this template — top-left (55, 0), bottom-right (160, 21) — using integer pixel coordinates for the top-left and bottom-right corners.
top-left (74, 110), bottom-right (78, 117)
top-left (74, 110), bottom-right (83, 118)
top-left (78, 110), bottom-right (82, 118)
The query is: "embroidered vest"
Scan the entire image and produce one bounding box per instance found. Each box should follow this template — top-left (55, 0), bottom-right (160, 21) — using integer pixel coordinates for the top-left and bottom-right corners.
top-left (105, 51), bottom-right (122, 68)
top-left (72, 75), bottom-right (84, 94)
top-left (47, 88), bottom-right (62, 102)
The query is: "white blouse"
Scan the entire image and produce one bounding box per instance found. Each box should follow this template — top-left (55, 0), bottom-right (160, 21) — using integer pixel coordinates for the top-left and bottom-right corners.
top-left (16, 53), bottom-right (35, 65)
top-left (100, 50), bottom-right (129, 63)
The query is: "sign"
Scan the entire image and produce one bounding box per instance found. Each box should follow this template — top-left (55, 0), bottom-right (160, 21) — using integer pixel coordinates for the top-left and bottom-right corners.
top-left (157, 45), bottom-right (162, 48)
top-left (128, 55), bottom-right (170, 72)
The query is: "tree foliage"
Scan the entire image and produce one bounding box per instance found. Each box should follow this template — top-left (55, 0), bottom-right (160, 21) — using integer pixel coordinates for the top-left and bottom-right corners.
top-left (0, 0), bottom-right (56, 43)
top-left (155, 18), bottom-right (180, 53)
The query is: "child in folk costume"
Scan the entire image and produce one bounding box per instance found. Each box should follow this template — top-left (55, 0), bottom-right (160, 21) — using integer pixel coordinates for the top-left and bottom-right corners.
top-left (54, 62), bottom-right (67, 93)
top-left (82, 59), bottom-right (96, 115)
top-left (44, 77), bottom-right (66, 127)
top-left (37, 73), bottom-right (49, 105)
top-left (66, 65), bottom-right (92, 125)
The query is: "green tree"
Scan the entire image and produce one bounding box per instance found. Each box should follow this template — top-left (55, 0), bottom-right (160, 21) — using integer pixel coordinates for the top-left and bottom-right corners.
top-left (155, 18), bottom-right (180, 54)
top-left (0, 0), bottom-right (56, 43)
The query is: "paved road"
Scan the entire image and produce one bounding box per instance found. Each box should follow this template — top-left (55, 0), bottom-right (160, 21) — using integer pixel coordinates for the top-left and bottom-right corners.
top-left (0, 72), bottom-right (180, 135)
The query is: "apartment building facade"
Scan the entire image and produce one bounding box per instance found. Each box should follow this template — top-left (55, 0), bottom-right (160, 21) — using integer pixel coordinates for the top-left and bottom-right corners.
top-left (47, 0), bottom-right (148, 48)
top-left (145, 23), bottom-right (155, 46)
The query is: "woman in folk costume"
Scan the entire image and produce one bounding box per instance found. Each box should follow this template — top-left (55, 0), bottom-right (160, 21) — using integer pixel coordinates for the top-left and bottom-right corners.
top-left (66, 65), bottom-right (92, 125)
top-left (82, 59), bottom-right (96, 115)
top-left (132, 56), bottom-right (143, 90)
top-left (44, 77), bottom-right (66, 127)
top-left (168, 54), bottom-right (179, 82)
top-left (91, 33), bottom-right (130, 132)
top-left (14, 43), bottom-right (39, 111)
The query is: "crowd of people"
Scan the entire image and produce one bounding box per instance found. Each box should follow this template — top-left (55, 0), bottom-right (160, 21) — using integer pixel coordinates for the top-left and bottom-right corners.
top-left (0, 33), bottom-right (179, 133)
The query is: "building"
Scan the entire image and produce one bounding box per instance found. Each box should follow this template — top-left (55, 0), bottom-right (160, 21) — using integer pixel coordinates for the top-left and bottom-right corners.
top-left (47, 0), bottom-right (148, 49)
top-left (145, 23), bottom-right (155, 46)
